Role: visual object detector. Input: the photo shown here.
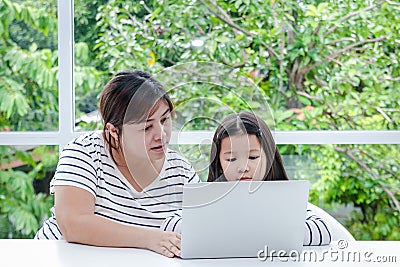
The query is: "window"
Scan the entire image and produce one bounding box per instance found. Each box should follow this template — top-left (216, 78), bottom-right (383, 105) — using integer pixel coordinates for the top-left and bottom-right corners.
top-left (0, 0), bottom-right (399, 241)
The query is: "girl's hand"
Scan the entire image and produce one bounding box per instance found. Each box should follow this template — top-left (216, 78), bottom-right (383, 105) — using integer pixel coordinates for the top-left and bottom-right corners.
top-left (145, 230), bottom-right (181, 258)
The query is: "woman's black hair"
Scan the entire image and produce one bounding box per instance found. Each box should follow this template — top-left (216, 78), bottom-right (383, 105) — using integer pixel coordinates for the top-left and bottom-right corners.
top-left (99, 70), bottom-right (173, 163)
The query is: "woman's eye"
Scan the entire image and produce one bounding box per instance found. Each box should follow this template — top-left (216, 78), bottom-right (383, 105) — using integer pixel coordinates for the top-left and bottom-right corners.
top-left (144, 125), bottom-right (152, 131)
top-left (249, 155), bottom-right (260, 160)
top-left (226, 158), bottom-right (236, 162)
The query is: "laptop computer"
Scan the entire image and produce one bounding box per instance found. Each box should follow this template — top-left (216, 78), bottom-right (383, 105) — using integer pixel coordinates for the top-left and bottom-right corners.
top-left (181, 180), bottom-right (310, 259)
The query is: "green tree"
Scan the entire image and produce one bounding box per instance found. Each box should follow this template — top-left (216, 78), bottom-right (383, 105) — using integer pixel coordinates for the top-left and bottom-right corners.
top-left (0, 0), bottom-right (58, 130)
top-left (94, 0), bottom-right (400, 239)
top-left (1, 0), bottom-right (399, 239)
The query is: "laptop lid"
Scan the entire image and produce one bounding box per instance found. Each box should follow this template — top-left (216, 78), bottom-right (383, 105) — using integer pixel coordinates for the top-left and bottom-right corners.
top-left (181, 180), bottom-right (310, 259)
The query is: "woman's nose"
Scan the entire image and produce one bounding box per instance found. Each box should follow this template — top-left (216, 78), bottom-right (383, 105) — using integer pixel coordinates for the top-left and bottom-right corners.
top-left (153, 123), bottom-right (166, 141)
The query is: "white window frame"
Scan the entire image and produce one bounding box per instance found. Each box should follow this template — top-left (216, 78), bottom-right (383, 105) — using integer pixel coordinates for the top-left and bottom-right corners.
top-left (0, 0), bottom-right (399, 148)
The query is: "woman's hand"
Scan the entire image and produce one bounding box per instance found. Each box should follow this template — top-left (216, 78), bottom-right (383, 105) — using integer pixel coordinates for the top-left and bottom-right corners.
top-left (145, 230), bottom-right (181, 258)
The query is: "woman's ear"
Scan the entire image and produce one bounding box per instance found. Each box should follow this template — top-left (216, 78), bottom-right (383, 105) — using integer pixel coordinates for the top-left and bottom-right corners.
top-left (106, 122), bottom-right (119, 141)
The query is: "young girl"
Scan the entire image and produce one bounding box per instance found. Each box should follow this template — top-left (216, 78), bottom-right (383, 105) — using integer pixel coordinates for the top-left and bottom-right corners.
top-left (207, 111), bottom-right (331, 246)
top-left (35, 70), bottom-right (200, 257)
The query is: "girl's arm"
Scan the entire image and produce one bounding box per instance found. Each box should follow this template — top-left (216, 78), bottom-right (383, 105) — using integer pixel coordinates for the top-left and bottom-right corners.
top-left (55, 185), bottom-right (181, 257)
top-left (303, 205), bottom-right (332, 246)
top-left (161, 210), bottom-right (182, 233)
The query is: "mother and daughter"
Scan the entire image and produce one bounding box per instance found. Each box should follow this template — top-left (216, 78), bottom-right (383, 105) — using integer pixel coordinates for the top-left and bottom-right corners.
top-left (35, 70), bottom-right (331, 257)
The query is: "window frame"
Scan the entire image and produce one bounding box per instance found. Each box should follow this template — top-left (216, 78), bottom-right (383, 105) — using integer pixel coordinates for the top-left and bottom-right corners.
top-left (0, 0), bottom-right (399, 148)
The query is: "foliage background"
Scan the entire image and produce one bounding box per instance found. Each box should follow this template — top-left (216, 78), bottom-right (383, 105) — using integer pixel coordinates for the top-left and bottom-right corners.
top-left (0, 0), bottom-right (399, 239)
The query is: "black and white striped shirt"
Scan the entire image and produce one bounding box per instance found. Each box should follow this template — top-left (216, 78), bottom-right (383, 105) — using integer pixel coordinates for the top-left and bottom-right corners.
top-left (35, 131), bottom-right (200, 240)
top-left (303, 204), bottom-right (332, 245)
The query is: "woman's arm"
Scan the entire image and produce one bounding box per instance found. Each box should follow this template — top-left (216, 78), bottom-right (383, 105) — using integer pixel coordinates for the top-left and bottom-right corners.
top-left (55, 185), bottom-right (181, 257)
top-left (161, 161), bottom-right (201, 233)
top-left (303, 207), bottom-right (332, 246)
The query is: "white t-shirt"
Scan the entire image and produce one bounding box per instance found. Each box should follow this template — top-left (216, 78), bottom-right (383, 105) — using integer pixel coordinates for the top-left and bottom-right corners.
top-left (35, 131), bottom-right (200, 239)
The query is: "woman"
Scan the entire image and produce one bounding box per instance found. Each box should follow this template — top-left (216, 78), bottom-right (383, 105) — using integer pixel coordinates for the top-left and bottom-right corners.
top-left (35, 70), bottom-right (200, 257)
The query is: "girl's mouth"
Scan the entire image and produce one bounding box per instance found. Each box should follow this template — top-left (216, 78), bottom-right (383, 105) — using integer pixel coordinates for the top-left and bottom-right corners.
top-left (239, 177), bottom-right (252, 181)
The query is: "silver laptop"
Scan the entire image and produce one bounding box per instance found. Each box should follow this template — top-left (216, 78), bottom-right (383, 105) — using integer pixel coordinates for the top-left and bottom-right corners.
top-left (181, 180), bottom-right (310, 259)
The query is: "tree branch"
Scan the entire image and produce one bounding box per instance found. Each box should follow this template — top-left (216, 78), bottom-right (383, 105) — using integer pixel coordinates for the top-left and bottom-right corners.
top-left (307, 23), bottom-right (322, 51)
top-left (279, 27), bottom-right (285, 93)
top-left (387, 76), bottom-right (400, 81)
top-left (193, 23), bottom-right (205, 35)
top-left (296, 91), bottom-right (322, 101)
top-left (208, 0), bottom-right (240, 36)
top-left (325, 56), bottom-right (344, 66)
top-left (313, 75), bottom-right (328, 87)
top-left (326, 37), bottom-right (385, 62)
top-left (334, 146), bottom-right (400, 213)
top-left (140, 1), bottom-right (153, 14)
top-left (325, 0), bottom-right (387, 36)
top-left (199, 0), bottom-right (278, 58)
top-left (381, 185), bottom-right (400, 212)
top-left (305, 36), bottom-right (386, 72)
top-left (373, 106), bottom-right (393, 123)
top-left (199, 0), bottom-right (252, 35)
top-left (360, 149), bottom-right (400, 182)
top-left (220, 59), bottom-right (245, 69)
top-left (328, 37), bottom-right (357, 45)
top-left (377, 165), bottom-right (400, 182)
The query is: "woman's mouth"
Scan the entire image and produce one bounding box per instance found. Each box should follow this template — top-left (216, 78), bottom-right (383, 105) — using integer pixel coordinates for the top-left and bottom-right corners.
top-left (239, 177), bottom-right (252, 181)
top-left (151, 145), bottom-right (165, 153)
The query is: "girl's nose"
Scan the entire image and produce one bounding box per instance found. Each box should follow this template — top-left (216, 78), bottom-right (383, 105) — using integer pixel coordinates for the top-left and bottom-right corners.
top-left (238, 162), bottom-right (250, 173)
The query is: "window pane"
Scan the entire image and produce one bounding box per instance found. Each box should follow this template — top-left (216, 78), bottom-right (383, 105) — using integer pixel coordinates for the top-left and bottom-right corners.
top-left (74, 0), bottom-right (106, 131)
top-left (280, 144), bottom-right (400, 241)
top-left (0, 145), bottom-right (56, 238)
top-left (0, 0), bottom-right (58, 131)
top-left (173, 143), bottom-right (399, 240)
top-left (169, 144), bottom-right (211, 182)
top-left (73, 1), bottom-right (399, 131)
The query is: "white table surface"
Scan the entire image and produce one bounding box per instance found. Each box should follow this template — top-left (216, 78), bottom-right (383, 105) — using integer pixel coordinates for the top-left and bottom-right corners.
top-left (1, 239), bottom-right (399, 267)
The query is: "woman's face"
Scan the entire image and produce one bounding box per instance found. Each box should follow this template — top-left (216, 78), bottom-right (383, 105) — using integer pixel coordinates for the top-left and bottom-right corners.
top-left (121, 102), bottom-right (172, 163)
top-left (219, 134), bottom-right (267, 181)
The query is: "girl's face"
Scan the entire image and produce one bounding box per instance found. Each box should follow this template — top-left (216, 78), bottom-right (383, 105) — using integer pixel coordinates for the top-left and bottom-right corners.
top-left (219, 134), bottom-right (267, 181)
top-left (121, 102), bottom-right (172, 163)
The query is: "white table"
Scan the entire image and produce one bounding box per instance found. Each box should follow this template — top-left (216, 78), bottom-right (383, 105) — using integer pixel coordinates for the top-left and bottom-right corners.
top-left (2, 239), bottom-right (399, 267)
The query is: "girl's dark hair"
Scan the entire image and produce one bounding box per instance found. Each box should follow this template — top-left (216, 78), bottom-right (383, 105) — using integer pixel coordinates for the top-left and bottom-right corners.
top-left (99, 70), bottom-right (173, 163)
top-left (207, 111), bottom-right (289, 182)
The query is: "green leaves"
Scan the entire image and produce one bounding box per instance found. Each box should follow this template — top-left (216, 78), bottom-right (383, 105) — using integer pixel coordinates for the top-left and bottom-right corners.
top-left (0, 77), bottom-right (29, 118)
top-left (310, 143), bottom-right (400, 240)
top-left (0, 169), bottom-right (53, 238)
top-left (0, 0), bottom-right (398, 240)
top-left (305, 3), bottom-right (329, 18)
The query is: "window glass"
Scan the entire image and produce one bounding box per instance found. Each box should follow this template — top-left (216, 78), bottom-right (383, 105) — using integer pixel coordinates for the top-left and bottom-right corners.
top-left (0, 145), bottom-right (56, 238)
top-left (173, 143), bottom-right (399, 240)
top-left (0, 0), bottom-right (58, 132)
top-left (73, 1), bottom-right (399, 131)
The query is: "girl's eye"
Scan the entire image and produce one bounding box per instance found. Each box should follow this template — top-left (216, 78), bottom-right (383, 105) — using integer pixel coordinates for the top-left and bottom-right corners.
top-left (144, 125), bottom-right (152, 131)
top-left (249, 155), bottom-right (260, 160)
top-left (161, 116), bottom-right (170, 124)
top-left (226, 158), bottom-right (236, 162)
